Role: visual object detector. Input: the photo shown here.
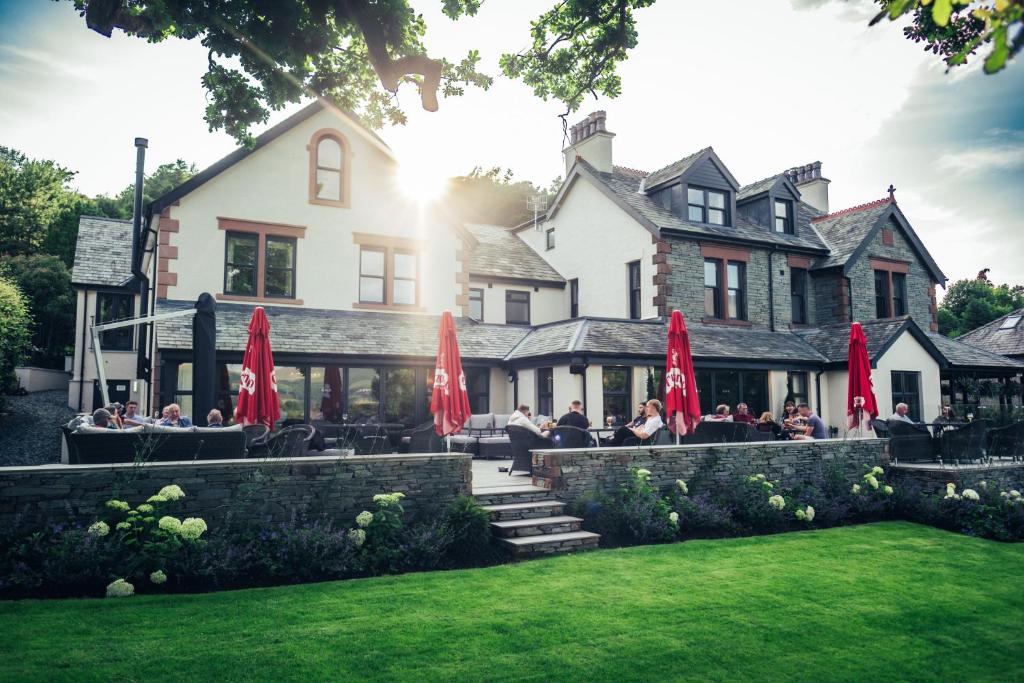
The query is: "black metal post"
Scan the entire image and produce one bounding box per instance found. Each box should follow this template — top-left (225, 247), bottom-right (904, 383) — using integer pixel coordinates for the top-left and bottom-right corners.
top-left (192, 293), bottom-right (217, 426)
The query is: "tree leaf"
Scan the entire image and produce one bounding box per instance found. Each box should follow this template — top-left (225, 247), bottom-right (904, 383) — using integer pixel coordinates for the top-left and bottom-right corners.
top-left (984, 25), bottom-right (1010, 73)
top-left (932, 0), bottom-right (954, 26)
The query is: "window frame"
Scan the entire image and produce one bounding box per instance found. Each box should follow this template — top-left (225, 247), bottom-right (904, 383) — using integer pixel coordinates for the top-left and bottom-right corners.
top-left (96, 292), bottom-right (135, 351)
top-left (468, 287), bottom-right (484, 321)
top-left (786, 371), bottom-right (809, 407)
top-left (218, 219), bottom-right (306, 304)
top-left (569, 278), bottom-right (579, 318)
top-left (726, 261), bottom-right (746, 320)
top-left (601, 366), bottom-right (632, 425)
top-left (891, 370), bottom-right (922, 421)
top-left (307, 128), bottom-right (351, 208)
top-left (536, 367), bottom-right (554, 418)
top-left (358, 246), bottom-right (387, 305)
top-left (704, 259), bottom-right (721, 319)
top-left (545, 228), bottom-right (555, 251)
top-left (774, 198), bottom-right (794, 234)
top-left (874, 269), bottom-right (891, 318)
top-left (790, 267), bottom-right (808, 325)
top-left (352, 234), bottom-right (423, 311)
top-left (687, 185), bottom-right (730, 226)
top-left (627, 260), bottom-right (642, 320)
top-left (505, 290), bottom-right (531, 325)
top-left (892, 272), bottom-right (907, 317)
top-left (263, 235), bottom-right (297, 300)
top-left (223, 231), bottom-right (259, 297)
top-left (704, 258), bottom-right (747, 322)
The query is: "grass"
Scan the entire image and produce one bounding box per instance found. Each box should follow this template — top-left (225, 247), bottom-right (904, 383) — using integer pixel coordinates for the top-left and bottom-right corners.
top-left (3, 522), bottom-right (1023, 682)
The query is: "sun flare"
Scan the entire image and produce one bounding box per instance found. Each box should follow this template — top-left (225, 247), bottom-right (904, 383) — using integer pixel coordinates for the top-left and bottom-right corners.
top-left (397, 158), bottom-right (448, 203)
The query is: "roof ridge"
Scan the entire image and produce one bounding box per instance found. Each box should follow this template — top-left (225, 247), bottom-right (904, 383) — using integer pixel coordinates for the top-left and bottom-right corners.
top-left (80, 214), bottom-right (133, 223)
top-left (612, 165), bottom-right (649, 177)
top-left (738, 173), bottom-right (781, 191)
top-left (645, 146), bottom-right (712, 180)
top-left (959, 307), bottom-right (1024, 339)
top-left (811, 197), bottom-right (892, 222)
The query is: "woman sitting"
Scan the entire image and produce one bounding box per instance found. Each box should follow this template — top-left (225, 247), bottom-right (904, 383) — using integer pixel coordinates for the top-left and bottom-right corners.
top-left (757, 411), bottom-right (782, 439)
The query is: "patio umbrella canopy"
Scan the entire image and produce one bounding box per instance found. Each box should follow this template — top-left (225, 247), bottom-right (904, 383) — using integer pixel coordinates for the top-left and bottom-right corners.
top-left (430, 311), bottom-right (472, 436)
top-left (664, 310), bottom-right (702, 436)
top-left (847, 322), bottom-right (879, 432)
top-left (234, 306), bottom-right (281, 428)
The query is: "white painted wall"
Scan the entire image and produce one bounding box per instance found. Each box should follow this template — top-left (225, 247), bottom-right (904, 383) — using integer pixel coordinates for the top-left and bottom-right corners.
top-left (489, 367), bottom-right (512, 415)
top-left (874, 332), bottom-right (942, 422)
top-left (468, 280), bottom-right (564, 325)
top-left (15, 367), bottom-right (69, 393)
top-left (161, 108), bottom-right (460, 314)
top-left (517, 176), bottom-right (658, 320)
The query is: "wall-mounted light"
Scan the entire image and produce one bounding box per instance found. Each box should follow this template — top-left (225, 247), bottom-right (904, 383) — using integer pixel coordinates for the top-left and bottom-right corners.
top-left (507, 369), bottom-right (517, 383)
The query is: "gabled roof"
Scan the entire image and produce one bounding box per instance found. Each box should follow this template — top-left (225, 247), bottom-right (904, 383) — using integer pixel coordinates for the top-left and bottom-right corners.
top-left (737, 174), bottom-right (801, 202)
top-left (795, 317), bottom-right (946, 368)
top-left (149, 100), bottom-right (391, 214)
top-left (643, 147), bottom-right (740, 192)
top-left (465, 223), bottom-right (564, 286)
top-left (925, 331), bottom-right (1024, 371)
top-left (947, 308), bottom-right (1024, 359)
top-left (71, 216), bottom-right (135, 288)
top-left (810, 199), bottom-right (946, 283)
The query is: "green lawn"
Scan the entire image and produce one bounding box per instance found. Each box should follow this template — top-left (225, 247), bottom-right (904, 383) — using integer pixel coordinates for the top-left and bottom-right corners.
top-left (3, 522), bottom-right (1022, 682)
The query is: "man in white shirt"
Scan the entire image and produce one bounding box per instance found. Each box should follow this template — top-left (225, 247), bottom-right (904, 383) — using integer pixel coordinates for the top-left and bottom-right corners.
top-left (890, 403), bottom-right (915, 424)
top-left (610, 399), bottom-right (664, 446)
top-left (507, 405), bottom-right (551, 439)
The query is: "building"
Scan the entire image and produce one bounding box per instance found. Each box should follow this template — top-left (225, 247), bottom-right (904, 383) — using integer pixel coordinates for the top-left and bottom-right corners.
top-left (68, 102), bottom-right (1023, 429)
top-left (949, 309), bottom-right (1024, 413)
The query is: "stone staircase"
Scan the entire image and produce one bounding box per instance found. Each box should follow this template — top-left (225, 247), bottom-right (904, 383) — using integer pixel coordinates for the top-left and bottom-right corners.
top-left (474, 484), bottom-right (600, 557)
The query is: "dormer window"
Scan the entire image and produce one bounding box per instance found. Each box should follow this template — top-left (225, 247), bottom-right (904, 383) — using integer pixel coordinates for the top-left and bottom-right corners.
top-left (687, 187), bottom-right (728, 226)
top-left (774, 199), bottom-right (794, 234)
top-left (308, 129), bottom-right (350, 208)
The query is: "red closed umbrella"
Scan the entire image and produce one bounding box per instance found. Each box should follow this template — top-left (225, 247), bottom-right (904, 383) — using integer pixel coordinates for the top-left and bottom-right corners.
top-left (847, 322), bottom-right (878, 433)
top-left (320, 365), bottom-right (343, 422)
top-left (430, 311), bottom-right (472, 436)
top-left (234, 307), bottom-right (281, 428)
top-left (664, 310), bottom-right (702, 437)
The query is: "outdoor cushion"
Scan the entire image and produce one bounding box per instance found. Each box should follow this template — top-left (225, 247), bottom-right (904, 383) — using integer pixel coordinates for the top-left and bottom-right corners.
top-left (493, 414), bottom-right (511, 427)
top-left (75, 425), bottom-right (117, 434)
top-left (144, 423), bottom-right (193, 433)
top-left (467, 414), bottom-right (494, 431)
top-left (448, 434), bottom-right (477, 444)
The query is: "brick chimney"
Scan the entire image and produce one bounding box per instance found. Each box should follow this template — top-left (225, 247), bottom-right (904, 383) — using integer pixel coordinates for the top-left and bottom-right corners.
top-left (785, 161), bottom-right (830, 214)
top-left (562, 111), bottom-right (615, 175)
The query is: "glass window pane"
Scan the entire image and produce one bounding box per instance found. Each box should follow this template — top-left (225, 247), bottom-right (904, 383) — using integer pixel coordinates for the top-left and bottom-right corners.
top-left (360, 248), bottom-right (385, 276)
top-left (687, 188), bottom-right (703, 205)
top-left (348, 368), bottom-right (381, 423)
top-left (704, 260), bottom-right (718, 287)
top-left (176, 363), bottom-right (193, 392)
top-left (741, 371), bottom-right (768, 416)
top-left (360, 277), bottom-right (384, 303)
top-left (469, 289), bottom-right (483, 321)
top-left (226, 234), bottom-right (257, 265)
top-left (775, 218), bottom-right (786, 232)
top-left (775, 200), bottom-right (787, 218)
top-left (225, 364), bottom-right (243, 394)
top-left (394, 252), bottom-right (417, 279)
top-left (688, 206), bottom-right (704, 222)
top-left (714, 371), bottom-right (740, 409)
top-left (708, 191), bottom-right (726, 209)
top-left (173, 395), bottom-right (193, 420)
top-left (384, 368), bottom-right (416, 424)
top-left (275, 366), bottom-right (306, 422)
top-left (227, 267), bottom-right (256, 295)
top-left (265, 239), bottom-right (293, 269)
top-left (696, 370), bottom-right (712, 415)
top-left (602, 367), bottom-right (630, 425)
top-left (310, 365), bottom-right (344, 423)
top-left (265, 268), bottom-right (293, 298)
top-left (705, 288), bottom-right (717, 318)
top-left (316, 169), bottom-right (341, 200)
top-left (393, 279), bottom-right (416, 305)
top-left (317, 137), bottom-right (342, 169)
top-left (727, 263), bottom-right (740, 288)
top-left (728, 291), bottom-right (739, 319)
top-left (708, 208), bottom-right (725, 225)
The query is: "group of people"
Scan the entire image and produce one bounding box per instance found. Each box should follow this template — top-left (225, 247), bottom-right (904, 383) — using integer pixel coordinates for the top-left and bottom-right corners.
top-left (699, 400), bottom-right (828, 440)
top-left (507, 399), bottom-right (666, 447)
top-left (89, 400), bottom-right (226, 430)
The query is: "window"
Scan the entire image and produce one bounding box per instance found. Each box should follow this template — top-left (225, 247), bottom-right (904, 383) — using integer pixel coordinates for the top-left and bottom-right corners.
top-left (787, 371), bottom-right (809, 407)
top-left (347, 367), bottom-right (381, 423)
top-left (219, 219), bottom-right (305, 302)
top-left (383, 368), bottom-right (416, 424)
top-left (694, 370), bottom-right (768, 416)
top-left (536, 368), bottom-right (554, 417)
top-left (224, 232), bottom-right (258, 296)
top-left (602, 366), bottom-right (632, 425)
top-left (727, 262), bottom-right (746, 320)
top-left (264, 236), bottom-right (296, 298)
top-left (468, 288), bottom-right (484, 321)
top-left (1000, 315), bottom-right (1022, 330)
top-left (308, 129), bottom-right (349, 207)
top-left (891, 371), bottom-right (922, 422)
top-left (465, 367), bottom-right (490, 413)
top-left (892, 272), bottom-right (907, 316)
top-left (791, 267), bottom-right (808, 325)
top-left (874, 270), bottom-right (891, 318)
top-left (546, 228), bottom-right (555, 250)
top-left (354, 237), bottom-right (421, 309)
top-left (704, 260), bottom-right (721, 318)
top-left (628, 261), bottom-right (642, 319)
top-left (687, 186), bottom-right (728, 225)
top-left (97, 292), bottom-right (134, 350)
top-left (506, 290), bottom-right (530, 325)
top-left (569, 279), bottom-right (579, 318)
top-left (774, 199), bottom-right (793, 234)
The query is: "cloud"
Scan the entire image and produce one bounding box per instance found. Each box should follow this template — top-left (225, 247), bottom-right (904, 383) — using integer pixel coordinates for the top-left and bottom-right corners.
top-left (936, 143), bottom-right (1024, 176)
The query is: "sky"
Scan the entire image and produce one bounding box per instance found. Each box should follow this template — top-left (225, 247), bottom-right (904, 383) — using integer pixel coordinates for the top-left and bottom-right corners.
top-left (1, 0), bottom-right (1022, 291)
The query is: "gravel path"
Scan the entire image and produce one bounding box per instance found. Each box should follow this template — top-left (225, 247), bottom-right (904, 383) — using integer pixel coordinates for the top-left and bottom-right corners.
top-left (0, 390), bottom-right (75, 466)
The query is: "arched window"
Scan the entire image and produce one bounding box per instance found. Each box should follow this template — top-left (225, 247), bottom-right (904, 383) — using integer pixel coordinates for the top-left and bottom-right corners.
top-left (308, 129), bottom-right (349, 207)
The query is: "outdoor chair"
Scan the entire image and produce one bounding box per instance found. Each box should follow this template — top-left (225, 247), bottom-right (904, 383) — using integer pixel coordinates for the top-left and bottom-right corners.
top-left (348, 424), bottom-right (390, 455)
top-left (506, 425), bottom-right (545, 476)
top-left (743, 425), bottom-right (775, 442)
top-left (242, 424), bottom-right (270, 451)
top-left (939, 420), bottom-right (989, 464)
top-left (64, 426), bottom-right (247, 464)
top-left (622, 426), bottom-right (665, 447)
top-left (870, 419), bottom-right (890, 438)
top-left (552, 425), bottom-right (594, 449)
top-left (986, 421), bottom-right (1024, 461)
top-left (265, 424), bottom-right (315, 458)
top-left (885, 420), bottom-right (934, 462)
top-left (404, 421), bottom-right (444, 453)
top-left (682, 421), bottom-right (748, 444)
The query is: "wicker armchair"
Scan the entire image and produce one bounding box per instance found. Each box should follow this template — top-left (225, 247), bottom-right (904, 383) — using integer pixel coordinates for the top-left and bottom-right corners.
top-left (986, 421), bottom-right (1024, 461)
top-left (266, 424), bottom-right (314, 458)
top-left (939, 420), bottom-right (989, 464)
top-left (552, 425), bottom-right (594, 449)
top-left (506, 425), bottom-right (547, 476)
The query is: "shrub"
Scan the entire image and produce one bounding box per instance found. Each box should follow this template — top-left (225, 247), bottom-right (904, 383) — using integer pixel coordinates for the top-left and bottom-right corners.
top-left (444, 496), bottom-right (498, 567)
top-left (724, 475), bottom-right (789, 533)
top-left (576, 469), bottom-right (678, 546)
top-left (244, 518), bottom-right (361, 585)
top-left (0, 276), bottom-right (31, 404)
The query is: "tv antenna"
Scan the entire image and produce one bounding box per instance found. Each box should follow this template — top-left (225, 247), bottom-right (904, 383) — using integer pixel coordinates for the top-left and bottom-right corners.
top-left (527, 194), bottom-right (548, 231)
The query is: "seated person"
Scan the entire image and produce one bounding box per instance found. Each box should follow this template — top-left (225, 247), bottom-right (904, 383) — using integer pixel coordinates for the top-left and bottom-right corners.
top-left (105, 403), bottom-right (125, 430)
top-left (629, 403), bottom-right (647, 428)
top-left (780, 401), bottom-right (798, 426)
top-left (791, 403), bottom-right (827, 440)
top-left (932, 405), bottom-right (958, 438)
top-left (121, 400), bottom-right (151, 426)
top-left (757, 411), bottom-right (782, 438)
top-left (889, 403), bottom-right (915, 424)
top-left (733, 402), bottom-right (756, 425)
top-left (556, 400), bottom-right (590, 430)
top-left (91, 408), bottom-right (119, 430)
top-left (508, 404), bottom-right (551, 439)
top-left (609, 399), bottom-right (664, 446)
top-left (704, 404), bottom-right (733, 422)
top-left (206, 409), bottom-right (225, 427)
top-left (158, 403), bottom-right (193, 428)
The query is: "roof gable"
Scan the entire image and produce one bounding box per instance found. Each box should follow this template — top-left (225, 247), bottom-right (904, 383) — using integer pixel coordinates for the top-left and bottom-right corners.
top-left (795, 316), bottom-right (946, 368)
top-left (737, 174), bottom-right (801, 203)
top-left (465, 223), bottom-right (565, 286)
top-left (956, 307), bottom-right (1024, 358)
top-left (71, 216), bottom-right (135, 287)
top-left (643, 147), bottom-right (740, 193)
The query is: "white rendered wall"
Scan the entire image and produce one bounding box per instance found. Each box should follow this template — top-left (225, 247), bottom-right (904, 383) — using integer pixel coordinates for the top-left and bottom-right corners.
top-left (874, 332), bottom-right (942, 422)
top-left (489, 367), bottom-right (512, 414)
top-left (468, 280), bottom-right (564, 325)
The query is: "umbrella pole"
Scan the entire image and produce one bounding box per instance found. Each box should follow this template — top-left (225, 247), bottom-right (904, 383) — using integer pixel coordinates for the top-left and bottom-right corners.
top-left (446, 435), bottom-right (451, 453)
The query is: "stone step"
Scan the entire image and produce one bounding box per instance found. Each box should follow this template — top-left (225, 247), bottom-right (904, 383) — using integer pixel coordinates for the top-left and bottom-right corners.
top-left (490, 515), bottom-right (583, 538)
top-left (480, 500), bottom-right (566, 521)
top-left (472, 484), bottom-right (553, 506)
top-left (497, 531), bottom-right (601, 557)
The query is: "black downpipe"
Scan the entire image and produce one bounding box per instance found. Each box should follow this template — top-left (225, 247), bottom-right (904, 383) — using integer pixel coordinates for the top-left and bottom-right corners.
top-left (767, 247), bottom-right (778, 332)
top-left (77, 289), bottom-right (90, 411)
top-left (131, 138), bottom-right (150, 388)
top-left (815, 370), bottom-right (824, 417)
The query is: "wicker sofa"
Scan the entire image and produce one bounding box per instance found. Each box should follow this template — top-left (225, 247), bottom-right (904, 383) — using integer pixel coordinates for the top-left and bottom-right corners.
top-left (400, 413), bottom-right (552, 458)
top-left (63, 423), bottom-right (248, 464)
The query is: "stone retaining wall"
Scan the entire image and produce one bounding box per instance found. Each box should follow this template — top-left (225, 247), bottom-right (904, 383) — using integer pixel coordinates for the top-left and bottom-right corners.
top-left (889, 462), bottom-right (1024, 496)
top-left (532, 438), bottom-right (890, 502)
top-left (0, 453), bottom-right (472, 533)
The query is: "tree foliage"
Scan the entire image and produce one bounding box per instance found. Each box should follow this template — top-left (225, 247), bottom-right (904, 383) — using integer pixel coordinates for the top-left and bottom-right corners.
top-left (0, 276), bottom-right (32, 397)
top-left (446, 166), bottom-right (559, 227)
top-left (938, 277), bottom-right (1024, 337)
top-left (873, 0), bottom-right (1023, 73)
top-left (0, 147), bottom-right (77, 257)
top-left (0, 255), bottom-right (75, 363)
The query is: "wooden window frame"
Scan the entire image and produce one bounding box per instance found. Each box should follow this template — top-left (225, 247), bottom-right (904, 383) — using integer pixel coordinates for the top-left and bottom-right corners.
top-left (505, 290), bottom-right (531, 325)
top-left (352, 233), bottom-right (423, 311)
top-left (468, 287), bottom-right (484, 321)
top-left (627, 260), bottom-right (642, 320)
top-left (687, 186), bottom-right (729, 226)
top-left (545, 228), bottom-right (555, 251)
top-left (790, 267), bottom-right (808, 325)
top-left (307, 128), bottom-right (352, 208)
top-left (217, 217), bottom-right (305, 304)
top-left (701, 245), bottom-right (751, 325)
top-left (774, 199), bottom-right (794, 234)
top-left (223, 231), bottom-right (259, 297)
top-left (891, 370), bottom-right (922, 421)
top-left (536, 367), bottom-right (554, 418)
top-left (97, 291), bottom-right (135, 351)
top-left (870, 258), bottom-right (910, 319)
top-left (569, 278), bottom-right (579, 318)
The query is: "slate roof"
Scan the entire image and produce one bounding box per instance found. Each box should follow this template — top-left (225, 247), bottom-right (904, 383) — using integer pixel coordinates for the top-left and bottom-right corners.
top-left (810, 198), bottom-right (893, 270)
top-left (584, 163), bottom-right (831, 252)
top-left (738, 174), bottom-right (782, 200)
top-left (642, 147), bottom-right (711, 190)
top-left (465, 223), bottom-right (564, 284)
top-left (926, 331), bottom-right (1024, 370)
top-left (71, 216), bottom-right (135, 287)
top-left (795, 318), bottom-right (914, 364)
top-left (155, 300), bottom-right (529, 361)
top-left (955, 309), bottom-right (1024, 359)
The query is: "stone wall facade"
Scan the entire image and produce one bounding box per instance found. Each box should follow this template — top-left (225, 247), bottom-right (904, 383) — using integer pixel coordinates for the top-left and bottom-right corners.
top-left (532, 438), bottom-right (889, 502)
top-left (889, 463), bottom-right (1024, 496)
top-left (0, 453), bottom-right (472, 533)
